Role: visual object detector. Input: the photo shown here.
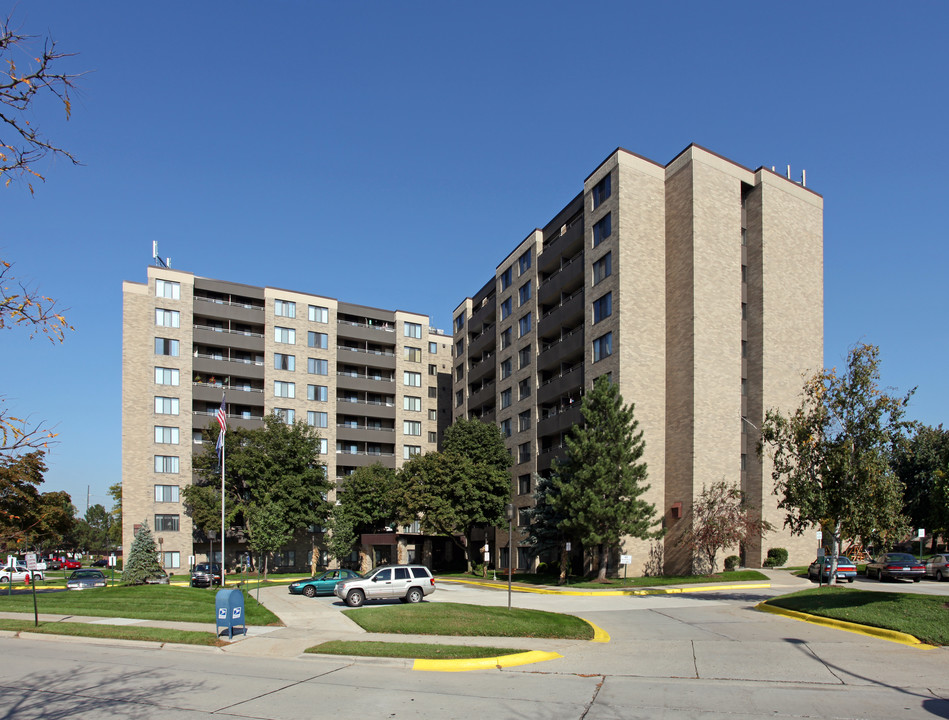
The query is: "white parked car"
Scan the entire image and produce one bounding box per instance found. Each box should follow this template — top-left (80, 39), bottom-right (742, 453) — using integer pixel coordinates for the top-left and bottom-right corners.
top-left (334, 564), bottom-right (435, 607)
top-left (0, 563), bottom-right (44, 584)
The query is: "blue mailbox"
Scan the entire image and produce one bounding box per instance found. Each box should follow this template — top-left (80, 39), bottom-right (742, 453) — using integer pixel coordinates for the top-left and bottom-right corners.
top-left (215, 587), bottom-right (246, 639)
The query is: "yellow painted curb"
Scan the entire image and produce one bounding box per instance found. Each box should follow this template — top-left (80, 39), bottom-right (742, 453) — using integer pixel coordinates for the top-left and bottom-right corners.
top-left (579, 617), bottom-right (610, 642)
top-left (413, 650), bottom-right (562, 672)
top-left (438, 577), bottom-right (771, 597)
top-left (756, 601), bottom-right (936, 649)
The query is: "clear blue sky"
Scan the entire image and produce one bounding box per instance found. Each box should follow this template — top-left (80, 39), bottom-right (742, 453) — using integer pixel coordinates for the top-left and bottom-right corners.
top-left (2, 3), bottom-right (947, 513)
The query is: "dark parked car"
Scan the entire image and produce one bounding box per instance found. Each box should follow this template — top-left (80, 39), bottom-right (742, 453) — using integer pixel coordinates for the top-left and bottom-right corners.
top-left (66, 569), bottom-right (107, 590)
top-left (807, 556), bottom-right (856, 583)
top-left (91, 558), bottom-right (109, 567)
top-left (190, 563), bottom-right (222, 588)
top-left (288, 569), bottom-right (362, 597)
top-left (866, 553), bottom-right (924, 582)
top-left (44, 558), bottom-right (63, 571)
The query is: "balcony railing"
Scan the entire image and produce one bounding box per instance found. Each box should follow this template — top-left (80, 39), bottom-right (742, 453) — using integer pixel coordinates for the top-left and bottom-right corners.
top-left (338, 345), bottom-right (395, 357)
top-left (193, 409), bottom-right (264, 421)
top-left (541, 325), bottom-right (583, 352)
top-left (194, 352), bottom-right (264, 366)
top-left (193, 380), bottom-right (263, 393)
top-left (336, 423), bottom-right (395, 432)
top-left (335, 450), bottom-right (396, 457)
top-left (194, 296), bottom-right (264, 312)
top-left (193, 324), bottom-right (264, 338)
top-left (542, 287), bottom-right (583, 319)
top-left (338, 397), bottom-right (396, 407)
top-left (338, 318), bottom-right (395, 332)
top-left (337, 371), bottom-right (395, 382)
top-left (540, 361), bottom-right (584, 387)
top-left (540, 252), bottom-right (582, 288)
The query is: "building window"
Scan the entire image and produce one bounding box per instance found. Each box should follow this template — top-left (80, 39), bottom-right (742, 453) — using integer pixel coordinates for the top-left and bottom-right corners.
top-left (518, 249), bottom-right (532, 276)
top-left (404, 421), bottom-right (422, 436)
top-left (593, 213), bottom-right (612, 247)
top-left (317, 438), bottom-right (328, 455)
top-left (274, 381), bottom-right (295, 398)
top-left (309, 305), bottom-right (328, 323)
top-left (500, 327), bottom-right (512, 350)
top-left (518, 442), bottom-right (531, 464)
top-left (500, 388), bottom-right (512, 409)
top-left (500, 418), bottom-right (512, 437)
top-left (154, 397), bottom-right (179, 415)
top-left (308, 332), bottom-right (328, 349)
top-left (428, 431), bottom-right (437, 443)
top-left (274, 353), bottom-right (295, 371)
top-left (741, 264), bottom-right (747, 283)
top-left (154, 426), bottom-right (179, 444)
top-left (154, 484), bottom-right (179, 503)
top-left (499, 266), bottom-right (513, 291)
top-left (741, 453), bottom-right (747, 471)
top-left (592, 174), bottom-right (611, 208)
top-left (308, 411), bottom-right (328, 428)
top-left (274, 299), bottom-right (296, 318)
top-left (500, 358), bottom-right (512, 379)
top-left (155, 308), bottom-right (180, 328)
top-left (518, 345), bottom-right (531, 369)
top-left (455, 339), bottom-right (464, 357)
top-left (404, 445), bottom-right (421, 459)
top-left (454, 314), bottom-right (465, 332)
top-left (404, 322), bottom-right (422, 339)
top-left (160, 551), bottom-right (181, 569)
top-left (274, 326), bottom-right (295, 344)
top-left (429, 386), bottom-right (438, 399)
top-left (518, 507), bottom-right (531, 527)
top-left (593, 252), bottom-right (612, 285)
top-left (275, 408), bottom-right (295, 423)
top-left (518, 378), bottom-right (531, 401)
top-left (455, 389), bottom-right (464, 407)
top-left (518, 281), bottom-right (531, 306)
top-left (593, 292), bottom-right (612, 324)
top-left (404, 346), bottom-right (422, 362)
top-left (403, 371), bottom-right (422, 387)
top-left (518, 313), bottom-right (532, 338)
top-left (308, 384), bottom-right (328, 402)
top-left (593, 332), bottom-right (613, 362)
top-left (155, 279), bottom-right (180, 299)
top-left (154, 455), bottom-right (179, 473)
top-left (154, 338), bottom-right (179, 356)
top-left (455, 365), bottom-right (464, 381)
top-left (500, 297), bottom-right (512, 320)
top-left (428, 409), bottom-right (437, 421)
top-left (155, 367), bottom-right (179, 386)
top-left (154, 514), bottom-right (179, 532)
top-left (308, 358), bottom-right (328, 375)
top-left (518, 474), bottom-right (531, 495)
top-left (404, 396), bottom-right (421, 412)
top-left (742, 340), bottom-right (748, 358)
top-left (429, 341), bottom-right (438, 354)
top-left (518, 410), bottom-right (531, 432)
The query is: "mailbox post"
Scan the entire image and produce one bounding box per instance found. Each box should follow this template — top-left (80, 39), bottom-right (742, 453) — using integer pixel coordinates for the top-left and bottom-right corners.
top-left (215, 587), bottom-right (246, 639)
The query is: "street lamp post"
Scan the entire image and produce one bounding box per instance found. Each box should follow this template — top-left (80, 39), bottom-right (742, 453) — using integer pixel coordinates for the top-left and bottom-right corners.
top-left (505, 503), bottom-right (514, 610)
top-left (207, 530), bottom-right (217, 589)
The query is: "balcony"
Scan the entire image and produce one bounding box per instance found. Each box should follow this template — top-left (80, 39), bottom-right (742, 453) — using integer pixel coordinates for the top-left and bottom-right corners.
top-left (336, 424), bottom-right (397, 443)
top-left (337, 371), bottom-right (396, 393)
top-left (468, 322), bottom-right (495, 357)
top-left (537, 362), bottom-right (584, 406)
top-left (539, 286), bottom-right (584, 332)
top-left (333, 451), bottom-right (396, 468)
top-left (337, 318), bottom-right (396, 343)
top-left (193, 353), bottom-right (265, 380)
top-left (537, 404), bottom-right (582, 439)
top-left (539, 212), bottom-right (584, 272)
top-left (193, 295), bottom-right (264, 324)
top-left (538, 252), bottom-right (584, 303)
top-left (468, 351), bottom-right (496, 385)
top-left (467, 379), bottom-right (496, 411)
top-left (192, 381), bottom-right (264, 407)
top-left (193, 324), bottom-right (264, 352)
top-left (337, 345), bottom-right (397, 370)
top-left (537, 325), bottom-right (584, 372)
top-left (336, 397), bottom-right (396, 419)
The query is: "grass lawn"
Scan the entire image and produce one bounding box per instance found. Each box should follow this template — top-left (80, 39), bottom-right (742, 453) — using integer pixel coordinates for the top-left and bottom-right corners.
top-left (0, 618), bottom-right (220, 645)
top-left (764, 587), bottom-right (949, 645)
top-left (442, 569), bottom-right (768, 588)
top-left (343, 602), bottom-right (593, 639)
top-left (0, 585), bottom-right (280, 625)
top-left (306, 640), bottom-right (527, 659)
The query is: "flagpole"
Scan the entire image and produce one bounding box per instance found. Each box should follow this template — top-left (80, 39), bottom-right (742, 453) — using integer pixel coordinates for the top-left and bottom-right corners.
top-left (221, 435), bottom-right (226, 588)
top-left (215, 392), bottom-right (227, 589)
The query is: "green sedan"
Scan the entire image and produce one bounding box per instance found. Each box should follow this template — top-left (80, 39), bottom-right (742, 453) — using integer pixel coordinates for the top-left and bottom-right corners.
top-left (288, 569), bottom-right (362, 597)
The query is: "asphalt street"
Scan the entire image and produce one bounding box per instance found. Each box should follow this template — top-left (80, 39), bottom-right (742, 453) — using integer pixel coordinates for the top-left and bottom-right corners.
top-left (3, 570), bottom-right (949, 718)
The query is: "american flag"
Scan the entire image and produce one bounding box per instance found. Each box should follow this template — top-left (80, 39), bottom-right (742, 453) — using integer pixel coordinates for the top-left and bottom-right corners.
top-left (215, 394), bottom-right (227, 460)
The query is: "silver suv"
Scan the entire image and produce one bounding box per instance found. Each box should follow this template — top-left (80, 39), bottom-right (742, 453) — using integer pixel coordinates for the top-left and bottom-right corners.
top-left (334, 564), bottom-right (435, 607)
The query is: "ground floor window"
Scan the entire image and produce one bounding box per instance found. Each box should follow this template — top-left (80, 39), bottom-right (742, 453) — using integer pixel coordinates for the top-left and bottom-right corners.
top-left (162, 551), bottom-right (180, 569)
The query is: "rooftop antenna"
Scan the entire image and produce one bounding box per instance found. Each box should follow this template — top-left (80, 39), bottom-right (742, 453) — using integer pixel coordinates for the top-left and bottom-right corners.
top-left (802, 169), bottom-right (807, 187)
top-left (152, 241), bottom-right (171, 269)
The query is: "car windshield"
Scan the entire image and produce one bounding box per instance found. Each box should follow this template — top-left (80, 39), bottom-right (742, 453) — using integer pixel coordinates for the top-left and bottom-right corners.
top-left (194, 564), bottom-right (219, 572)
top-left (71, 570), bottom-right (104, 579)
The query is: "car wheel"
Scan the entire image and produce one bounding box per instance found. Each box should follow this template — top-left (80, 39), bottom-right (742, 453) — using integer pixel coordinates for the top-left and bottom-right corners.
top-left (913, 577), bottom-right (921, 583)
top-left (0, 576), bottom-right (7, 583)
top-left (937, 570), bottom-right (944, 582)
top-left (878, 572), bottom-right (886, 582)
top-left (346, 589), bottom-right (365, 608)
top-left (303, 585), bottom-right (316, 598)
top-left (848, 577), bottom-right (854, 583)
top-left (406, 587), bottom-right (423, 604)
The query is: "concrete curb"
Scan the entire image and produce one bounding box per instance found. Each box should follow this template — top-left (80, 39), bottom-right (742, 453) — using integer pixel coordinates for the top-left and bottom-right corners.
top-left (413, 650), bottom-right (563, 673)
top-left (439, 577), bottom-right (772, 596)
top-left (755, 601), bottom-right (937, 649)
top-left (579, 617), bottom-right (611, 642)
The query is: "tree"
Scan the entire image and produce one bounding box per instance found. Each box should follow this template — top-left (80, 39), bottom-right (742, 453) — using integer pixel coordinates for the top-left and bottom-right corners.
top-left (678, 480), bottom-right (774, 574)
top-left (245, 501), bottom-right (294, 580)
top-left (0, 450), bottom-right (73, 551)
top-left (893, 424), bottom-right (949, 552)
top-left (550, 376), bottom-right (659, 581)
top-left (122, 521), bottom-right (164, 585)
top-left (524, 473), bottom-right (573, 583)
top-left (327, 464), bottom-right (401, 565)
top-left (1, 16), bottom-right (81, 191)
top-left (72, 503), bottom-right (114, 556)
top-left (398, 450), bottom-right (509, 572)
top-left (759, 343), bottom-right (911, 583)
top-left (185, 414), bottom-right (332, 568)
top-left (107, 483), bottom-right (122, 547)
top-left (442, 418), bottom-right (513, 474)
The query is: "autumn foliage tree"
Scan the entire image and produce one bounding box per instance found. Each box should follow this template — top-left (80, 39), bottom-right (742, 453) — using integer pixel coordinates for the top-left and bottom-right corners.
top-left (678, 480), bottom-right (773, 574)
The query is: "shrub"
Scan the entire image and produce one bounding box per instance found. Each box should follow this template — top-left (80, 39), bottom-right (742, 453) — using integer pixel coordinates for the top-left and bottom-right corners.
top-left (724, 555), bottom-right (740, 571)
top-left (764, 547), bottom-right (788, 567)
top-left (535, 561), bottom-right (548, 575)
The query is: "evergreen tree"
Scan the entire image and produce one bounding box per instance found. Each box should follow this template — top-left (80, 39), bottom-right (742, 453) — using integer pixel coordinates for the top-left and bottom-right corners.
top-left (123, 521), bottom-right (164, 585)
top-left (551, 376), bottom-right (659, 580)
top-left (524, 473), bottom-right (573, 583)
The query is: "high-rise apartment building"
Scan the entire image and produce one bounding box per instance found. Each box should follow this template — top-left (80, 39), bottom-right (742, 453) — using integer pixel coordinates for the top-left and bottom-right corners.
top-left (451, 144), bottom-right (823, 574)
top-left (122, 267), bottom-right (452, 571)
